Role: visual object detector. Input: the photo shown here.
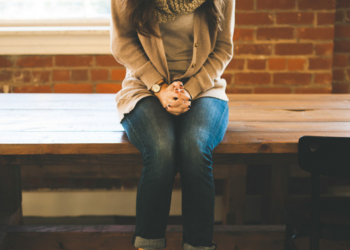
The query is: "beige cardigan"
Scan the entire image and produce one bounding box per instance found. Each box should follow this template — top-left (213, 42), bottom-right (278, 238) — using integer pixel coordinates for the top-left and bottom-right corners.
top-left (110, 0), bottom-right (235, 123)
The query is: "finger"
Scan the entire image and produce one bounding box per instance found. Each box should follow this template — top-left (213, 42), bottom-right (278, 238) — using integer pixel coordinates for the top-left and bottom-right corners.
top-left (169, 99), bottom-right (191, 109)
top-left (175, 92), bottom-right (192, 101)
top-left (167, 106), bottom-right (189, 114)
top-left (172, 81), bottom-right (183, 90)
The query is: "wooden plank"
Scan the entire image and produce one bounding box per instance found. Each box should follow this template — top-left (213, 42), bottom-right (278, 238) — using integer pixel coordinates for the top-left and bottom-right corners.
top-left (19, 164), bottom-right (232, 179)
top-left (222, 164), bottom-right (247, 225)
top-left (0, 232), bottom-right (8, 250)
top-left (1, 131), bottom-right (350, 155)
top-left (1, 225), bottom-right (286, 250)
top-left (2, 99), bottom-right (350, 110)
top-left (2, 110), bottom-right (350, 129)
top-left (0, 153), bottom-right (299, 166)
top-left (0, 165), bottom-right (22, 215)
top-left (0, 93), bottom-right (349, 103)
top-left (2, 118), bottom-right (350, 133)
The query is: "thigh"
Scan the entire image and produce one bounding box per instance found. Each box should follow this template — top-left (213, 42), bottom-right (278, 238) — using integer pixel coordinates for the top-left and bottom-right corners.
top-left (121, 96), bottom-right (176, 157)
top-left (176, 97), bottom-right (229, 152)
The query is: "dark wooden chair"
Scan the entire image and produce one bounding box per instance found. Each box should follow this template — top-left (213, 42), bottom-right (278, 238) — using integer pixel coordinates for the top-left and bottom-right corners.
top-left (284, 136), bottom-right (350, 250)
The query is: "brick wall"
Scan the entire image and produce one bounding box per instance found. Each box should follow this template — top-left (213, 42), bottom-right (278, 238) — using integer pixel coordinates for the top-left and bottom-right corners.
top-left (0, 0), bottom-right (345, 95)
top-left (332, 0), bottom-right (350, 93)
top-left (0, 55), bottom-right (125, 93)
top-left (226, 0), bottom-right (336, 94)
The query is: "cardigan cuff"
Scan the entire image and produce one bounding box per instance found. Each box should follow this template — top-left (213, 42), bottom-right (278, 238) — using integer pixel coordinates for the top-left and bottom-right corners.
top-left (137, 61), bottom-right (165, 90)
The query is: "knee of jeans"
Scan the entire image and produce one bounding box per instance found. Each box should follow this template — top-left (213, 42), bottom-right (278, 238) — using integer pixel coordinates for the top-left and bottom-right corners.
top-left (142, 138), bottom-right (177, 177)
top-left (178, 136), bottom-right (213, 176)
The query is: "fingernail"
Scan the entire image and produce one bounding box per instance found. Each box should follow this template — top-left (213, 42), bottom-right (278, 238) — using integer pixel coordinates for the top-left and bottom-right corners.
top-left (188, 98), bottom-right (191, 101)
top-left (174, 97), bottom-right (178, 100)
top-left (168, 104), bottom-right (171, 107)
top-left (175, 88), bottom-right (178, 91)
top-left (180, 83), bottom-right (183, 86)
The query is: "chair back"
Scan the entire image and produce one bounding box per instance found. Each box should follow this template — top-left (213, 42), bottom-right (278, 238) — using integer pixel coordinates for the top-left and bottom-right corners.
top-left (298, 136), bottom-right (350, 178)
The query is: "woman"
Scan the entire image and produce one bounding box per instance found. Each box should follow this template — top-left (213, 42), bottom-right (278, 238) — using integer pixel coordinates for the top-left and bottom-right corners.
top-left (110, 0), bottom-right (235, 249)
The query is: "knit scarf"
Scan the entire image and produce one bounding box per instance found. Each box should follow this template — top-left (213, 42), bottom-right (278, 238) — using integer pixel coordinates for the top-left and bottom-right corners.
top-left (153, 0), bottom-right (206, 23)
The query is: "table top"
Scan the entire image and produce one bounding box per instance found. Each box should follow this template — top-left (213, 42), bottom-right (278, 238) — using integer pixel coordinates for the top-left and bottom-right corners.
top-left (1, 93), bottom-right (350, 155)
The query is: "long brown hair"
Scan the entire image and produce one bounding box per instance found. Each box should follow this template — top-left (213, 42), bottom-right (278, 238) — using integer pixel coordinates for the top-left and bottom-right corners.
top-left (121, 0), bottom-right (226, 38)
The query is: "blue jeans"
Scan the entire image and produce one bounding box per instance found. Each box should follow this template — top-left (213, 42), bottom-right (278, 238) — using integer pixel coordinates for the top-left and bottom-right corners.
top-left (121, 96), bottom-right (229, 250)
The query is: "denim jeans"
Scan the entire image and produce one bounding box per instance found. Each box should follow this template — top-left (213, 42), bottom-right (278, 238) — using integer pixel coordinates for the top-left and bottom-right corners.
top-left (121, 96), bottom-right (229, 250)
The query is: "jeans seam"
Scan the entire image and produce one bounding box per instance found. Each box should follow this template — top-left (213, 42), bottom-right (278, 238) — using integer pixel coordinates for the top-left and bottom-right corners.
top-left (209, 104), bottom-right (228, 151)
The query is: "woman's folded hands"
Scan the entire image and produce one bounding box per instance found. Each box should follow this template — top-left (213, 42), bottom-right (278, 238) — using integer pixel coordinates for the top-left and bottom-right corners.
top-left (154, 80), bottom-right (192, 116)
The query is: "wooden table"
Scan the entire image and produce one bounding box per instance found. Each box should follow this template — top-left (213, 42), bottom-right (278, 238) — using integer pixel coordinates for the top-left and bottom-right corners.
top-left (1, 93), bottom-right (350, 250)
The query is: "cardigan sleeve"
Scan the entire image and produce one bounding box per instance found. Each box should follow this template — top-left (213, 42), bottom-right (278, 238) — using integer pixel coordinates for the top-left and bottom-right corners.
top-left (110, 0), bottom-right (164, 90)
top-left (184, 0), bottom-right (235, 99)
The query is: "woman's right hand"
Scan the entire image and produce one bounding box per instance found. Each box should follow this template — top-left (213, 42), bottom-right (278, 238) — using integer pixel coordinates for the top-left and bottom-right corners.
top-left (154, 82), bottom-right (191, 116)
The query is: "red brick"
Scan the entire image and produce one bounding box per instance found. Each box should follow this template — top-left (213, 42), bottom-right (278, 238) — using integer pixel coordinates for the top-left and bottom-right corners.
top-left (14, 85), bottom-right (51, 93)
top-left (257, 0), bottom-right (295, 9)
top-left (334, 41), bottom-right (350, 53)
top-left (53, 70), bottom-right (70, 81)
top-left (222, 73), bottom-right (233, 84)
top-left (317, 12), bottom-right (335, 25)
top-left (0, 70), bottom-right (12, 81)
top-left (96, 83), bottom-right (122, 93)
top-left (257, 27), bottom-right (294, 40)
top-left (332, 54), bottom-right (348, 67)
top-left (17, 56), bottom-right (53, 68)
top-left (315, 73), bottom-right (332, 84)
top-left (335, 11), bottom-right (344, 22)
top-left (235, 13), bottom-right (274, 25)
top-left (236, 0), bottom-right (254, 10)
top-left (268, 58), bottom-right (286, 70)
top-left (55, 56), bottom-right (93, 67)
top-left (54, 83), bottom-right (93, 93)
top-left (288, 59), bottom-right (306, 70)
top-left (226, 59), bottom-right (245, 70)
top-left (234, 44), bottom-right (272, 55)
top-left (332, 69), bottom-right (345, 81)
top-left (32, 71), bottom-right (50, 83)
top-left (233, 28), bottom-right (254, 41)
top-left (247, 59), bottom-right (266, 70)
top-left (337, 0), bottom-right (350, 8)
top-left (254, 87), bottom-right (292, 94)
top-left (111, 69), bottom-right (126, 81)
top-left (335, 25), bottom-right (350, 38)
top-left (275, 43), bottom-right (313, 55)
top-left (225, 87), bottom-right (253, 94)
top-left (299, 0), bottom-right (336, 10)
top-left (297, 28), bottom-right (334, 40)
top-left (315, 43), bottom-right (334, 55)
top-left (13, 71), bottom-right (31, 83)
top-left (276, 12), bottom-right (314, 24)
top-left (71, 70), bottom-right (88, 81)
top-left (274, 73), bottom-right (311, 85)
top-left (332, 83), bottom-right (349, 93)
top-left (309, 58), bottom-right (333, 70)
top-left (95, 55), bottom-right (122, 67)
top-left (0, 57), bottom-right (13, 67)
top-left (295, 87), bottom-right (332, 93)
top-left (235, 73), bottom-right (271, 85)
top-left (91, 69), bottom-right (109, 81)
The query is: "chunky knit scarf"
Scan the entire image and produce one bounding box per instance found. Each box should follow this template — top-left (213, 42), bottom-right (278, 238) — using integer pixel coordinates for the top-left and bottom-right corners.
top-left (153, 0), bottom-right (206, 23)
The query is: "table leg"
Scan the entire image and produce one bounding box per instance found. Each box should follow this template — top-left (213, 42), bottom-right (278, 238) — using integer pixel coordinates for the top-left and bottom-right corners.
top-left (222, 164), bottom-right (247, 225)
top-left (261, 164), bottom-right (290, 224)
top-left (0, 165), bottom-right (23, 226)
